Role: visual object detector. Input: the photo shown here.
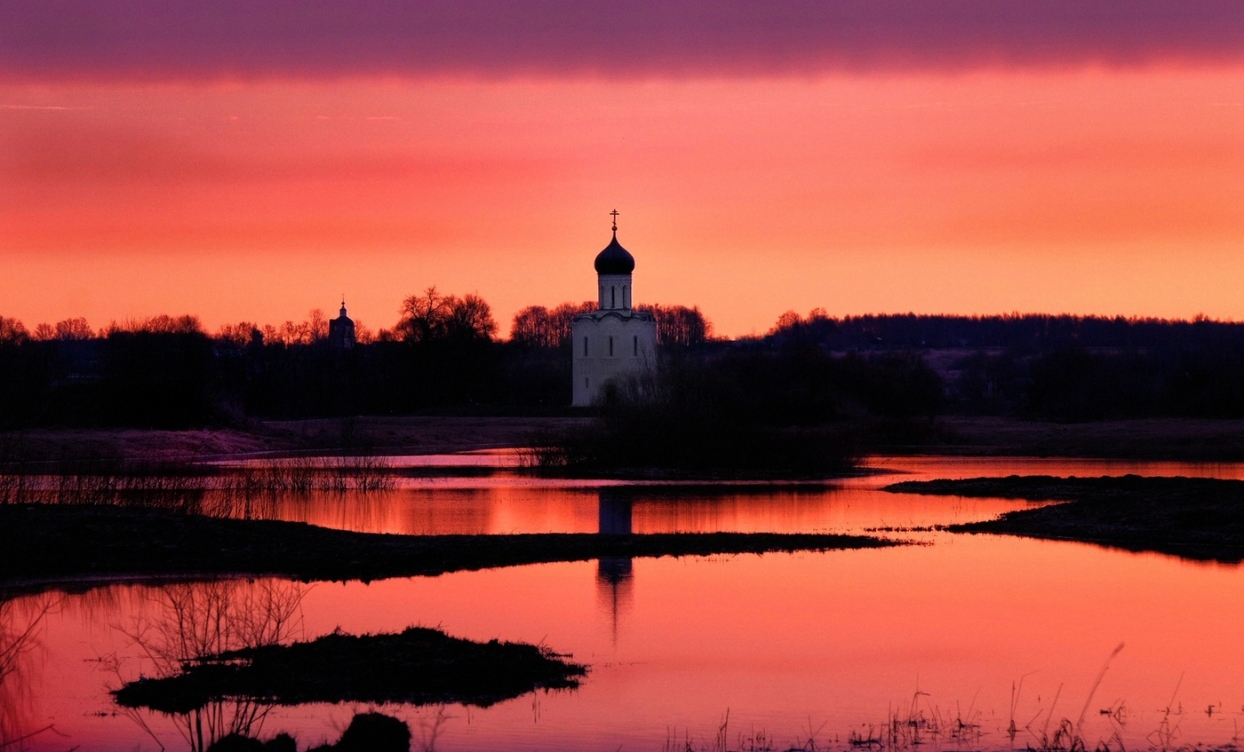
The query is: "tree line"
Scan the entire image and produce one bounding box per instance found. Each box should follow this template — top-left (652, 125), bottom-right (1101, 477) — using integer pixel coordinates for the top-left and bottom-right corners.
top-left (764, 310), bottom-right (1244, 421)
top-left (6, 301), bottom-right (1244, 428)
top-left (0, 293), bottom-right (713, 428)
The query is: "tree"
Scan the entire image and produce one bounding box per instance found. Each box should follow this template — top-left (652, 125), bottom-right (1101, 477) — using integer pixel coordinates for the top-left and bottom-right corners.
top-left (396, 287), bottom-right (496, 343)
top-left (105, 315), bottom-right (203, 336)
top-left (0, 317), bottom-right (28, 345)
top-left (639, 304), bottom-right (713, 347)
top-left (510, 301), bottom-right (594, 348)
top-left (307, 309), bottom-right (329, 342)
top-left (53, 318), bottom-right (94, 340)
top-left (445, 293), bottom-right (496, 341)
top-left (217, 322), bottom-right (261, 348)
top-left (396, 287), bottom-right (451, 343)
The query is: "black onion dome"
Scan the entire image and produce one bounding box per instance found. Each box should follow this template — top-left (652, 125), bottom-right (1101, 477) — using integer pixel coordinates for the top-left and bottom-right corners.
top-left (594, 233), bottom-right (635, 275)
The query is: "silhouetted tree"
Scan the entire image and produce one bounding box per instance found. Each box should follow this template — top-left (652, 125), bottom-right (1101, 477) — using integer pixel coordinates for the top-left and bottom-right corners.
top-left (0, 317), bottom-right (28, 345)
top-left (510, 302), bottom-right (595, 348)
top-left (639, 304), bottom-right (713, 347)
top-left (396, 287), bottom-right (496, 343)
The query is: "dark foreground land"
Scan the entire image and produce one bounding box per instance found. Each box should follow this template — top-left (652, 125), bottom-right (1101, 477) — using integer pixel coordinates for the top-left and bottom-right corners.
top-left (887, 475), bottom-right (1244, 563)
top-left (114, 626), bottom-right (587, 714)
top-left (0, 504), bottom-right (897, 592)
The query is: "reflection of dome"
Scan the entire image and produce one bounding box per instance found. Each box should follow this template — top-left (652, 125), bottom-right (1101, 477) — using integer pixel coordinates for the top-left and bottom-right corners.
top-left (594, 232), bottom-right (635, 275)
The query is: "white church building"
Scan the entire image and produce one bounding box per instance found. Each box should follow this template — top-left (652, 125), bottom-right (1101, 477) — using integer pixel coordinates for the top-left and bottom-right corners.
top-left (571, 214), bottom-right (658, 406)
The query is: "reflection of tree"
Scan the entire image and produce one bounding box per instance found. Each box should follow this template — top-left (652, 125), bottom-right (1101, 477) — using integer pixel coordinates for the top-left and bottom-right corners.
top-left (107, 580), bottom-right (308, 752)
top-left (0, 594), bottom-right (56, 750)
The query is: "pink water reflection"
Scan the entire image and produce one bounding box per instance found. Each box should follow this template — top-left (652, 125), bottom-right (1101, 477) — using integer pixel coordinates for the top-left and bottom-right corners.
top-left (8, 455), bottom-right (1244, 751)
top-left (236, 454), bottom-right (1244, 536)
top-left (15, 535), bottom-right (1244, 751)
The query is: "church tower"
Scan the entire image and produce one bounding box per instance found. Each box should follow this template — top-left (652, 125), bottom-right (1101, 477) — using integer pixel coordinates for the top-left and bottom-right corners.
top-left (328, 298), bottom-right (356, 349)
top-left (571, 211), bottom-right (658, 406)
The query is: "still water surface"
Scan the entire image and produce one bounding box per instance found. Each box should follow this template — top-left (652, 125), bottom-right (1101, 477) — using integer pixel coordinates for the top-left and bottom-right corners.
top-left (7, 456), bottom-right (1244, 751)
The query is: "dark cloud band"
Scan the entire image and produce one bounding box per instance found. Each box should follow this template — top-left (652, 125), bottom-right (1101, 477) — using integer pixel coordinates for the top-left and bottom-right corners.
top-left (4, 1), bottom-right (1243, 81)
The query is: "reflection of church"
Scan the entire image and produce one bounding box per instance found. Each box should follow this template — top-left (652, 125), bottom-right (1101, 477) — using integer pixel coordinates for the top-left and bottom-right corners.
top-left (596, 489), bottom-right (635, 644)
top-left (571, 212), bottom-right (658, 406)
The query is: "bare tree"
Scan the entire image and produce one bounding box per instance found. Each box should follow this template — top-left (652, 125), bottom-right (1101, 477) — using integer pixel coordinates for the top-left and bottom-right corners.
top-left (397, 287), bottom-right (496, 343)
top-left (445, 293), bottom-right (496, 341)
top-left (0, 594), bottom-right (58, 749)
top-left (510, 302), bottom-right (594, 348)
top-left (638, 304), bottom-right (714, 347)
top-left (216, 322), bottom-right (262, 348)
top-left (54, 318), bottom-right (94, 340)
top-left (307, 309), bottom-right (329, 342)
top-left (396, 287), bottom-right (451, 343)
top-left (110, 580), bottom-right (309, 752)
top-left (105, 315), bottom-right (204, 336)
top-left (0, 318), bottom-right (28, 346)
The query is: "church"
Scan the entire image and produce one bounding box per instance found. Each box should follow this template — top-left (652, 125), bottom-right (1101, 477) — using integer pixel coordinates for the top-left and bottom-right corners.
top-left (571, 212), bottom-right (658, 406)
top-left (328, 299), bottom-right (356, 349)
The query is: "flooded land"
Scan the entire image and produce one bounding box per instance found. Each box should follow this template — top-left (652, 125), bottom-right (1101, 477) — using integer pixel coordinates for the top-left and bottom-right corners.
top-left (4, 453), bottom-right (1244, 751)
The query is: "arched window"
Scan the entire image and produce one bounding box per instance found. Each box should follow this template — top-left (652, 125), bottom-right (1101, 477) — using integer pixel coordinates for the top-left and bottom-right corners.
top-left (624, 286), bottom-right (630, 308)
top-left (611, 286), bottom-right (616, 308)
top-left (609, 336), bottom-right (614, 356)
top-left (583, 336), bottom-right (589, 356)
top-left (633, 335), bottom-right (638, 356)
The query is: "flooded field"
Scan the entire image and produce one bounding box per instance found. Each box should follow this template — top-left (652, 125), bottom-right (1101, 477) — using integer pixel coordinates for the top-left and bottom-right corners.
top-left (5, 455), bottom-right (1244, 751)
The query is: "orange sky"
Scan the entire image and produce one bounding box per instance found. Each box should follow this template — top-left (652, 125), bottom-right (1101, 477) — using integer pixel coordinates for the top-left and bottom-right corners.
top-left (3, 66), bottom-right (1244, 337)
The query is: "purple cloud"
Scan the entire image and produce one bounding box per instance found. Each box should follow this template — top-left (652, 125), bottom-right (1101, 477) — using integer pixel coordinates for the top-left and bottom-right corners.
top-left (3, 1), bottom-right (1243, 81)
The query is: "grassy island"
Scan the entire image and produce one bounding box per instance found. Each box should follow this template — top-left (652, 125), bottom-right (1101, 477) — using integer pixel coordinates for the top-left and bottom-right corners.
top-left (113, 626), bottom-right (587, 714)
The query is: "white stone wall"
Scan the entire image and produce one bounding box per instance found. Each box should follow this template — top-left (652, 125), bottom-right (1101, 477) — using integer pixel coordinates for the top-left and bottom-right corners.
top-left (597, 274), bottom-right (633, 311)
top-left (571, 310), bottom-right (657, 407)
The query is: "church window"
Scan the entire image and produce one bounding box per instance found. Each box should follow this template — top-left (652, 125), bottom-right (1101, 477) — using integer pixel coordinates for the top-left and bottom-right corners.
top-left (583, 336), bottom-right (589, 356)
top-left (585, 378), bottom-right (589, 388)
top-left (624, 286), bottom-right (629, 308)
top-left (609, 336), bottom-right (614, 356)
top-left (633, 335), bottom-right (638, 356)
top-left (611, 286), bottom-right (616, 308)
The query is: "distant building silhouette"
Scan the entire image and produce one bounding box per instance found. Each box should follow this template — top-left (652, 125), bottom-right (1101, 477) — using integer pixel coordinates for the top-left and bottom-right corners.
top-left (571, 211), bottom-right (658, 406)
top-left (329, 299), bottom-right (356, 349)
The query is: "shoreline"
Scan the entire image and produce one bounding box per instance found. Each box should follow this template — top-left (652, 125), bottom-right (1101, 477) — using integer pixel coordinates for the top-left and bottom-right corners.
top-left (886, 475), bottom-right (1244, 563)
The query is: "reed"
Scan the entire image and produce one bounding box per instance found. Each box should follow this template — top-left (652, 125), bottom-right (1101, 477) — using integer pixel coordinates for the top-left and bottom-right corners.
top-left (0, 450), bottom-right (396, 518)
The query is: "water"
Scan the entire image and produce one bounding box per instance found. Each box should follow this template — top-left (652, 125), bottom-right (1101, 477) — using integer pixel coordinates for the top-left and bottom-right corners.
top-left (5, 456), bottom-right (1244, 751)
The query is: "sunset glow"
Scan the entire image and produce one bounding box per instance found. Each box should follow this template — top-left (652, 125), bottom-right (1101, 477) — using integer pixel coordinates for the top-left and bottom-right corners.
top-left (3, 3), bottom-right (1244, 336)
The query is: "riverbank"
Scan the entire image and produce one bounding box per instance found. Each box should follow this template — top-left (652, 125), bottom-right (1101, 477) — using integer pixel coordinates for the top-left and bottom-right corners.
top-left (886, 475), bottom-right (1244, 563)
top-left (0, 416), bottom-right (590, 463)
top-left (0, 504), bottom-right (899, 594)
top-left (10, 415), bottom-right (1244, 465)
top-left (926, 416), bottom-right (1244, 461)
